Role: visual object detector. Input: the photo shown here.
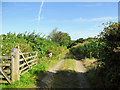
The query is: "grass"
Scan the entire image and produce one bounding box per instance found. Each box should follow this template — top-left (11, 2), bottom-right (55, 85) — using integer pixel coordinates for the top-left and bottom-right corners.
top-left (40, 50), bottom-right (66, 70)
top-left (1, 72), bottom-right (37, 88)
top-left (59, 59), bottom-right (76, 71)
top-left (81, 58), bottom-right (104, 88)
top-left (1, 49), bottom-right (67, 88)
top-left (50, 58), bottom-right (80, 88)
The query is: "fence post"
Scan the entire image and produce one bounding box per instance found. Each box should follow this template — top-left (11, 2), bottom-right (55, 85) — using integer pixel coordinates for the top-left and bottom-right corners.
top-left (11, 48), bottom-right (20, 82)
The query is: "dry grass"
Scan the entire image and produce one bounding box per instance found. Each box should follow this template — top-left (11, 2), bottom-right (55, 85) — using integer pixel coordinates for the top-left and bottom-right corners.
top-left (81, 58), bottom-right (104, 88)
top-left (82, 58), bottom-right (97, 68)
top-left (73, 41), bottom-right (89, 47)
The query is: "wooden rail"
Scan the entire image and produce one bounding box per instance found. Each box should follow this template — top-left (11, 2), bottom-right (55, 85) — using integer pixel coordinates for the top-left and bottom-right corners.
top-left (19, 53), bottom-right (38, 75)
top-left (0, 55), bottom-right (11, 84)
top-left (0, 48), bottom-right (38, 84)
top-left (0, 63), bottom-right (11, 66)
top-left (0, 67), bottom-right (12, 84)
top-left (0, 56), bottom-right (11, 59)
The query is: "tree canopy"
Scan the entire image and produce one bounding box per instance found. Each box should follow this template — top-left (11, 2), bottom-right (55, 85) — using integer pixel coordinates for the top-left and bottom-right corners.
top-left (47, 28), bottom-right (71, 46)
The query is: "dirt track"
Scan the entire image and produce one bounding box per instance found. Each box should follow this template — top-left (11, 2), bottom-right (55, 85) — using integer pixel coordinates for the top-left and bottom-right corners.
top-left (37, 53), bottom-right (90, 88)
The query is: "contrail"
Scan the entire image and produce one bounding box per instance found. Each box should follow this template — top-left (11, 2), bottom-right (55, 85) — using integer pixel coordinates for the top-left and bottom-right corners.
top-left (38, 1), bottom-right (44, 21)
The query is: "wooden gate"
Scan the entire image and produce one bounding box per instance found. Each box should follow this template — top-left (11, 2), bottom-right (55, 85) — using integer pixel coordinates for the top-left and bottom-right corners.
top-left (0, 48), bottom-right (38, 84)
top-left (19, 50), bottom-right (38, 76)
top-left (0, 56), bottom-right (12, 84)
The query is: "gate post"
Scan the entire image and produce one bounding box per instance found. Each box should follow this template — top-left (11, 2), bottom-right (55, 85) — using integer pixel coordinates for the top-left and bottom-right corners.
top-left (11, 48), bottom-right (20, 82)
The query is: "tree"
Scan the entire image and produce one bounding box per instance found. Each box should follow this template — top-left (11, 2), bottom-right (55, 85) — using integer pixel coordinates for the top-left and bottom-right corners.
top-left (47, 28), bottom-right (71, 46)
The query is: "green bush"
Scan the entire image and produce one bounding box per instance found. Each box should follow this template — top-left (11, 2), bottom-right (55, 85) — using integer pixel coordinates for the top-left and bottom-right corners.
top-left (70, 40), bottom-right (105, 59)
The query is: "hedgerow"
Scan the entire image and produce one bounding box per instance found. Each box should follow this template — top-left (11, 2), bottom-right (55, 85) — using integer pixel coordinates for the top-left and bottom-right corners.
top-left (70, 22), bottom-right (120, 88)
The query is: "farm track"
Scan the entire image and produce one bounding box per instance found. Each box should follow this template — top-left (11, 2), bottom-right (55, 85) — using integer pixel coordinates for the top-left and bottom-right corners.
top-left (36, 52), bottom-right (90, 88)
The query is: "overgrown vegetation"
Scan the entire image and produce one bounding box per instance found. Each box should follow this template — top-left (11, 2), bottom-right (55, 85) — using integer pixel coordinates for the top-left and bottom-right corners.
top-left (1, 31), bottom-right (61, 58)
top-left (70, 22), bottom-right (120, 88)
top-left (70, 40), bottom-right (105, 59)
top-left (0, 30), bottom-right (67, 88)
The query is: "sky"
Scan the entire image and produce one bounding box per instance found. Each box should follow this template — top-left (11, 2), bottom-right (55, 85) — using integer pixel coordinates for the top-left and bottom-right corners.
top-left (2, 2), bottom-right (118, 40)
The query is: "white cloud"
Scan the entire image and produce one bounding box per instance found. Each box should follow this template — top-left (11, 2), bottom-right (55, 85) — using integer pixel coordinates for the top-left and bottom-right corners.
top-left (38, 0), bottom-right (44, 21)
top-left (91, 17), bottom-right (118, 21)
top-left (74, 16), bottom-right (118, 22)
